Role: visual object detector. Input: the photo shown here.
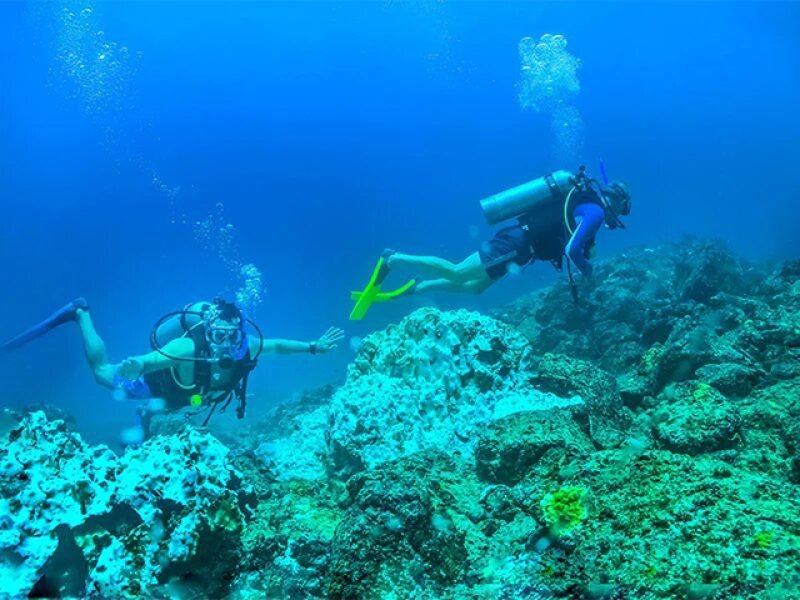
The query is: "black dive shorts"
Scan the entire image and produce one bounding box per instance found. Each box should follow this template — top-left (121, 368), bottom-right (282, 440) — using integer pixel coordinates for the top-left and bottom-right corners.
top-left (478, 224), bottom-right (534, 280)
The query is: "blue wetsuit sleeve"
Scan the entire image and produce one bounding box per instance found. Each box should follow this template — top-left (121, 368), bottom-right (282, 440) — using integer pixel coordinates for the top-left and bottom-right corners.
top-left (566, 202), bottom-right (605, 277)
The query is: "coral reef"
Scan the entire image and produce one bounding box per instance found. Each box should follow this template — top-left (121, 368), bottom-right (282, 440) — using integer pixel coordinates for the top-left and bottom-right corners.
top-left (326, 308), bottom-right (587, 476)
top-left (4, 239), bottom-right (800, 598)
top-left (0, 412), bottom-right (254, 599)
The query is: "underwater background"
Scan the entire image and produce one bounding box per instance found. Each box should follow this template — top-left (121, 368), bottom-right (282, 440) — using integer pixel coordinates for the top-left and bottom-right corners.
top-left (2, 1), bottom-right (798, 445)
top-left (2, 2), bottom-right (800, 598)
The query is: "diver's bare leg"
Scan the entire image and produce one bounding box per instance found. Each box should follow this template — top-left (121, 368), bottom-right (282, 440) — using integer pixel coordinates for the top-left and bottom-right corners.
top-left (414, 274), bottom-right (493, 296)
top-left (389, 251), bottom-right (487, 284)
top-left (75, 309), bottom-right (115, 388)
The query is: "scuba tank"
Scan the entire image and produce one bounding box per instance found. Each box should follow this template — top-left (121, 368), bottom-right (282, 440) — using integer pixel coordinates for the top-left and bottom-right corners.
top-left (478, 165), bottom-right (631, 305)
top-left (150, 301), bottom-right (208, 349)
top-left (478, 167), bottom-right (596, 307)
top-left (480, 170), bottom-right (575, 225)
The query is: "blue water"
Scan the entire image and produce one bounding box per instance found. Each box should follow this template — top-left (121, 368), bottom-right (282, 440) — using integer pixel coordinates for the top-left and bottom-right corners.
top-left (1, 1), bottom-right (798, 446)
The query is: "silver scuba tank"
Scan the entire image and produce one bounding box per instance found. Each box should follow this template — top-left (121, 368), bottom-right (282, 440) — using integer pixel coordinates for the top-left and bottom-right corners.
top-left (151, 301), bottom-right (210, 348)
top-left (479, 170), bottom-right (575, 225)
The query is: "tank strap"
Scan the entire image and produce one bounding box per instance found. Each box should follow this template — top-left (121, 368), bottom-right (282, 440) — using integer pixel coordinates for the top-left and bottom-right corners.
top-left (544, 173), bottom-right (566, 199)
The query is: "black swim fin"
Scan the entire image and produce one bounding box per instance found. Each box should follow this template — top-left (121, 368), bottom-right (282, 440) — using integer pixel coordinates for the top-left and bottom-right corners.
top-left (2, 297), bottom-right (88, 351)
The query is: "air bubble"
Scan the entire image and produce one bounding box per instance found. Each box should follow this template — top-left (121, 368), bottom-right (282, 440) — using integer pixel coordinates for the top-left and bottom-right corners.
top-left (235, 263), bottom-right (264, 314)
top-left (518, 33), bottom-right (583, 162)
top-left (47, 2), bottom-right (264, 314)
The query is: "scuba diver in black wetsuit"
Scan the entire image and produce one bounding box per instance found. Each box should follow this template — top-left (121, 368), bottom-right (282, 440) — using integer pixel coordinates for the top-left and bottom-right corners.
top-left (349, 165), bottom-right (632, 319)
top-left (3, 298), bottom-right (344, 437)
top-left (393, 167), bottom-right (631, 294)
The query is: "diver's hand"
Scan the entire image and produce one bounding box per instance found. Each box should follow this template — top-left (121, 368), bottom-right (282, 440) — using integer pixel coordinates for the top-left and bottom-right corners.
top-left (118, 357), bottom-right (144, 381)
top-left (315, 327), bottom-right (345, 353)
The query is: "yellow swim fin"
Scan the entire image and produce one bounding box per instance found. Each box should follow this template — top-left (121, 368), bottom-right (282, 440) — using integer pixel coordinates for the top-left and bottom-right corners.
top-left (350, 278), bottom-right (416, 303)
top-left (349, 258), bottom-right (416, 320)
top-left (349, 257), bottom-right (387, 321)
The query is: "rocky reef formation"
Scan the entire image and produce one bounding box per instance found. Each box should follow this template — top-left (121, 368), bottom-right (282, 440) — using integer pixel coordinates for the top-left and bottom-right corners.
top-left (0, 411), bottom-right (255, 599)
top-left (236, 239), bottom-right (800, 599)
top-left (326, 308), bottom-right (612, 476)
top-left (3, 239), bottom-right (799, 599)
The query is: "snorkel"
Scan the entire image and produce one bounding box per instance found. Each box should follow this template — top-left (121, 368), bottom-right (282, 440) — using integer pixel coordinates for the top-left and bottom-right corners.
top-left (598, 159), bottom-right (610, 186)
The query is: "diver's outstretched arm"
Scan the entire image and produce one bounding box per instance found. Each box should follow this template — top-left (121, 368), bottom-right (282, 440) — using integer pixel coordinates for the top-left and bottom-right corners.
top-left (82, 326), bottom-right (194, 389)
top-left (118, 337), bottom-right (195, 380)
top-left (257, 327), bottom-right (344, 355)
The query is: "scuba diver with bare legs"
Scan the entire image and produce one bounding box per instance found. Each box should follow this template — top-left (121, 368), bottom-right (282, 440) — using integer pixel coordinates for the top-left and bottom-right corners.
top-left (3, 298), bottom-right (344, 437)
top-left (349, 165), bottom-right (631, 319)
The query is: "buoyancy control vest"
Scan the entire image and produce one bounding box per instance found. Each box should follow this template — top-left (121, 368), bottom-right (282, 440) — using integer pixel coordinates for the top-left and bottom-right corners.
top-left (479, 169), bottom-right (604, 264)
